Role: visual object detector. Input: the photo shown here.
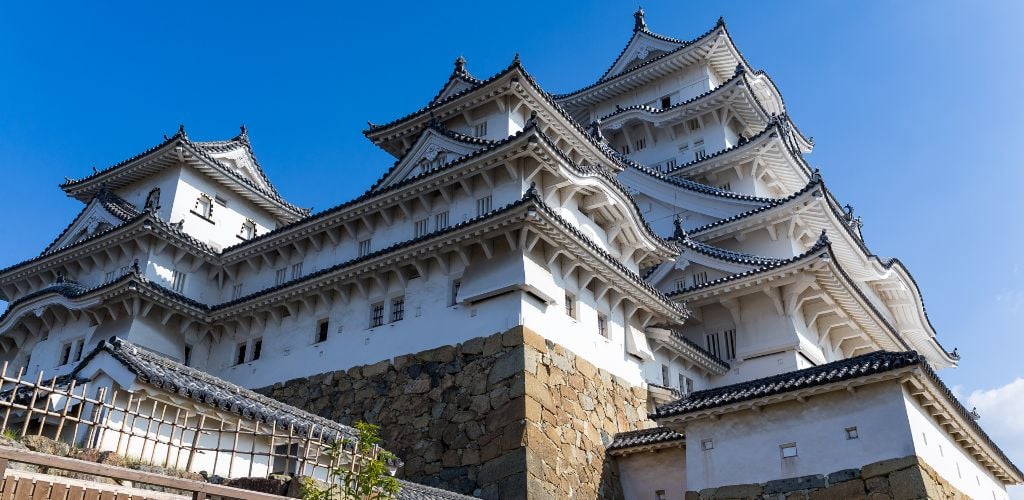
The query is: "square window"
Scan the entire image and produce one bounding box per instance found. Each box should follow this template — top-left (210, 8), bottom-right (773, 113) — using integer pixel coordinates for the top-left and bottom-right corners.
top-left (780, 443), bottom-right (798, 458)
top-left (316, 319), bottom-right (330, 343)
top-left (391, 296), bottom-right (405, 323)
top-left (845, 426), bottom-right (859, 440)
top-left (701, 438), bottom-right (714, 451)
top-left (370, 302), bottom-right (385, 328)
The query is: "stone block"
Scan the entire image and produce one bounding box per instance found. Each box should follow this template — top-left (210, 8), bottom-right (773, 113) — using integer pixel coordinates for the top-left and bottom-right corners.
top-left (461, 337), bottom-right (485, 355)
top-left (522, 327), bottom-right (547, 352)
top-left (482, 334), bottom-right (504, 356)
top-left (488, 347), bottom-right (524, 384)
top-left (827, 468), bottom-right (861, 485)
top-left (419, 344), bottom-right (456, 363)
top-left (809, 479), bottom-right (865, 500)
top-left (502, 326), bottom-right (524, 347)
top-left (403, 377), bottom-right (431, 394)
top-left (712, 483), bottom-right (762, 498)
top-left (865, 476), bottom-right (890, 494)
top-left (861, 455), bottom-right (920, 479)
top-left (478, 447), bottom-right (526, 485)
top-left (764, 475), bottom-right (827, 494)
top-left (362, 359), bottom-right (390, 377)
top-left (888, 467), bottom-right (928, 500)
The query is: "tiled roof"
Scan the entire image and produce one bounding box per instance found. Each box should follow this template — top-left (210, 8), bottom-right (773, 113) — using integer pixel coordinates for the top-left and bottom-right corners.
top-left (654, 350), bottom-right (920, 418)
top-left (427, 56), bottom-right (485, 105)
top-left (607, 426), bottom-right (683, 452)
top-left (72, 337), bottom-right (359, 442)
top-left (675, 235), bottom-right (786, 267)
top-left (619, 154), bottom-right (775, 204)
top-left (396, 480), bottom-right (477, 500)
top-left (662, 116), bottom-right (812, 180)
top-left (42, 187), bottom-right (141, 254)
top-left (651, 350), bottom-right (1024, 480)
top-left (687, 174), bottom-right (822, 235)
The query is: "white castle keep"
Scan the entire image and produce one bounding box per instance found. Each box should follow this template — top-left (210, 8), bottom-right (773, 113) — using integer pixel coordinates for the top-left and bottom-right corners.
top-left (0, 9), bottom-right (1018, 500)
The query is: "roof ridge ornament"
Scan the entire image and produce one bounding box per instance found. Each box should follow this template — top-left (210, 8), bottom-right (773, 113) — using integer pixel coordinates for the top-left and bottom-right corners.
top-left (237, 124), bottom-right (250, 144)
top-left (454, 55), bottom-right (467, 74)
top-left (673, 215), bottom-right (688, 240)
top-left (634, 7), bottom-right (647, 32)
top-left (716, 16), bottom-right (726, 27)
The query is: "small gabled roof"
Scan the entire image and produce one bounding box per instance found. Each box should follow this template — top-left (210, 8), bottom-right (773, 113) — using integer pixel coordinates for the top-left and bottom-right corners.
top-left (607, 426), bottom-right (684, 455)
top-left (428, 56), bottom-right (485, 104)
top-left (597, 8), bottom-right (690, 82)
top-left (72, 337), bottom-right (359, 442)
top-left (368, 119), bottom-right (498, 192)
top-left (43, 186), bottom-right (141, 254)
top-left (60, 126), bottom-right (308, 222)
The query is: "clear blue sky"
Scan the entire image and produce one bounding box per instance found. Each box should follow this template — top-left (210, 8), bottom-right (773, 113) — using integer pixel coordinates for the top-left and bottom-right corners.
top-left (2, 0), bottom-right (1023, 479)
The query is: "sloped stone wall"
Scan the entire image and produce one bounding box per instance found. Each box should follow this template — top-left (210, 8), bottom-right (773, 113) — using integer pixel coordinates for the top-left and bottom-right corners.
top-left (257, 326), bottom-right (649, 499)
top-left (684, 455), bottom-right (971, 500)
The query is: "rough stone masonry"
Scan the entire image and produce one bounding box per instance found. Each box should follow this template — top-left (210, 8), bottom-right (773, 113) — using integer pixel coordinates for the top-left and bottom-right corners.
top-left (258, 326), bottom-right (651, 499)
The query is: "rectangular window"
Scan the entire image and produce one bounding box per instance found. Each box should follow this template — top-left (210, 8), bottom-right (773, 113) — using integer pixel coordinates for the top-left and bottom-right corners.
top-left (664, 158), bottom-right (677, 171)
top-left (476, 195), bottom-right (492, 216)
top-left (621, 144), bottom-right (630, 155)
top-left (691, 271), bottom-right (708, 287)
top-left (251, 338), bottom-right (262, 361)
top-left (59, 343), bottom-right (72, 366)
top-left (564, 292), bottom-right (576, 319)
top-left (701, 438), bottom-right (714, 451)
top-left (655, 490), bottom-right (667, 500)
top-left (706, 333), bottom-right (721, 358)
top-left (370, 302), bottom-right (385, 328)
top-left (275, 268), bottom-right (287, 285)
top-left (845, 427), bottom-right (859, 440)
top-left (72, 339), bottom-right (84, 362)
top-left (183, 344), bottom-right (193, 366)
top-left (104, 270), bottom-right (116, 282)
top-left (597, 314), bottom-right (608, 338)
top-left (232, 283), bottom-right (243, 300)
top-left (434, 211), bottom-right (449, 230)
top-left (358, 239), bottom-right (372, 257)
top-left (316, 319), bottom-right (330, 343)
top-left (239, 220), bottom-right (256, 240)
top-left (235, 343), bottom-right (247, 366)
top-left (474, 122), bottom-right (488, 138)
top-left (414, 218), bottom-right (429, 238)
top-left (780, 443), bottom-right (798, 458)
top-left (291, 262), bottom-right (303, 280)
top-left (679, 374), bottom-right (693, 395)
top-left (450, 279), bottom-right (461, 306)
top-left (674, 279), bottom-right (687, 292)
top-left (391, 296), bottom-right (405, 322)
top-left (194, 195), bottom-right (212, 219)
top-left (635, 138), bottom-right (646, 151)
top-left (661, 364), bottom-right (670, 386)
top-left (171, 270), bottom-right (186, 293)
top-left (660, 96), bottom-right (671, 109)
top-left (687, 118), bottom-right (701, 131)
top-left (723, 329), bottom-right (737, 360)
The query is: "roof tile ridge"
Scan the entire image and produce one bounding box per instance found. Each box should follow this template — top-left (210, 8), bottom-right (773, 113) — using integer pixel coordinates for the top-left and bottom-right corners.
top-left (686, 171), bottom-right (822, 235)
top-left (621, 154), bottom-right (774, 203)
top-left (61, 127), bottom-right (186, 188)
top-left (598, 69), bottom-right (746, 122)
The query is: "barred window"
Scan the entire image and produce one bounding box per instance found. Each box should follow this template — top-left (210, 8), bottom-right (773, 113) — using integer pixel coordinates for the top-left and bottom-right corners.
top-left (358, 239), bottom-right (372, 257)
top-left (171, 270), bottom-right (186, 293)
top-left (414, 218), bottom-right (429, 238)
top-left (434, 211), bottom-right (450, 230)
top-left (275, 268), bottom-right (287, 285)
top-left (705, 332), bottom-right (721, 358)
top-left (691, 271), bottom-right (708, 287)
top-left (723, 329), bottom-right (737, 360)
top-left (232, 283), bottom-right (243, 299)
top-left (291, 262), bottom-right (303, 279)
top-left (370, 302), bottom-right (384, 328)
top-left (391, 296), bottom-right (405, 322)
top-left (474, 122), bottom-right (488, 137)
top-left (476, 195), bottom-right (492, 216)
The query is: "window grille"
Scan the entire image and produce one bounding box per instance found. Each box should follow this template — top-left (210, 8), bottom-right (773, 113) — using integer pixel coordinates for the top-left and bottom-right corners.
top-left (232, 283), bottom-right (243, 300)
top-left (370, 302), bottom-right (384, 328)
top-left (705, 333), bottom-right (721, 358)
top-left (391, 296), bottom-right (405, 322)
top-left (692, 271), bottom-right (708, 287)
top-left (674, 279), bottom-right (687, 292)
top-left (621, 144), bottom-right (631, 155)
top-left (476, 195), bottom-right (492, 216)
top-left (694, 140), bottom-right (706, 160)
top-left (358, 239), bottom-right (372, 257)
top-left (275, 268), bottom-right (287, 285)
top-left (724, 329), bottom-right (737, 360)
top-left (291, 262), bottom-right (303, 279)
top-left (635, 138), bottom-right (646, 150)
top-left (664, 158), bottom-right (677, 170)
top-left (171, 270), bottom-right (186, 293)
top-left (687, 118), bottom-right (701, 131)
top-left (414, 218), bottom-right (429, 238)
top-left (845, 427), bottom-right (859, 440)
top-left (73, 339), bottom-right (83, 362)
top-left (474, 122), bottom-right (488, 137)
top-left (434, 211), bottom-right (449, 230)
top-left (679, 374), bottom-right (694, 395)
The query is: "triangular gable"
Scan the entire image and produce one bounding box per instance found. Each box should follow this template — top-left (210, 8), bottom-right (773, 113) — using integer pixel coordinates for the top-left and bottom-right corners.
top-left (372, 125), bottom-right (491, 191)
top-left (433, 77), bottom-right (478, 103)
top-left (602, 30), bottom-right (685, 81)
top-left (45, 190), bottom-right (141, 254)
top-left (193, 139), bottom-right (272, 194)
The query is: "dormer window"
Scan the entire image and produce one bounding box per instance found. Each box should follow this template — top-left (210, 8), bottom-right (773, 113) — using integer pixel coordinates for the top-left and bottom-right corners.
top-left (192, 194), bottom-right (213, 222)
top-left (239, 219), bottom-right (256, 240)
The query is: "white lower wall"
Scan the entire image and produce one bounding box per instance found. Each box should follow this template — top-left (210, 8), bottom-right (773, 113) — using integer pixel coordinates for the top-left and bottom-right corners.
top-left (618, 447), bottom-right (686, 500)
top-left (903, 389), bottom-right (1009, 500)
top-left (682, 381), bottom-right (915, 491)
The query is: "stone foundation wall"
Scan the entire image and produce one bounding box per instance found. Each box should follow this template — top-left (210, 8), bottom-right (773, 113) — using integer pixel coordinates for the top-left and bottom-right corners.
top-left (685, 455), bottom-right (971, 500)
top-left (257, 326), bottom-right (649, 499)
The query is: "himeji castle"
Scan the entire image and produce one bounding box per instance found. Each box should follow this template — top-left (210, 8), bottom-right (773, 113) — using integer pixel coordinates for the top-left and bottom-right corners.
top-left (0, 9), bottom-right (1019, 500)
